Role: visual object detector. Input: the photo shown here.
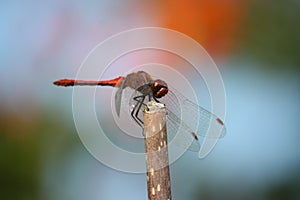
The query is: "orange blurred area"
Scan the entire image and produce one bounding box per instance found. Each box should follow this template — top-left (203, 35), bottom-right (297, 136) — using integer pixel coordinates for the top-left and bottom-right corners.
top-left (159, 1), bottom-right (247, 57)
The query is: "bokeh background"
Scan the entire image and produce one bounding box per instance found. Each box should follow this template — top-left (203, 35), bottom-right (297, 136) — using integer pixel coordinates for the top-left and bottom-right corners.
top-left (1, 0), bottom-right (300, 199)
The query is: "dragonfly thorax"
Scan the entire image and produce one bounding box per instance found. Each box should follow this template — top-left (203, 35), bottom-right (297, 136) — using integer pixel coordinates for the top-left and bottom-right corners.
top-left (151, 79), bottom-right (168, 98)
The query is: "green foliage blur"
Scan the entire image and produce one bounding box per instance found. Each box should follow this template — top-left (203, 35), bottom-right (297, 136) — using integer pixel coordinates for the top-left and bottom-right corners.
top-left (0, 109), bottom-right (81, 200)
top-left (241, 0), bottom-right (300, 69)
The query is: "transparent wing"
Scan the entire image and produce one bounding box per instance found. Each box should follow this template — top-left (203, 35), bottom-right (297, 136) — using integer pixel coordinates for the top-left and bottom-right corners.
top-left (159, 87), bottom-right (226, 152)
top-left (115, 84), bottom-right (123, 117)
top-left (166, 109), bottom-right (201, 152)
top-left (181, 99), bottom-right (226, 138)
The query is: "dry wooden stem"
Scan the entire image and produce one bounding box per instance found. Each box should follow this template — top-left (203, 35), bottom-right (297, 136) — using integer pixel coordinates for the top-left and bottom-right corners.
top-left (144, 101), bottom-right (172, 200)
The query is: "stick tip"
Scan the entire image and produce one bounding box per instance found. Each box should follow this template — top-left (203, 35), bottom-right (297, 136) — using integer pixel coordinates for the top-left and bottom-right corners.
top-left (144, 101), bottom-right (165, 113)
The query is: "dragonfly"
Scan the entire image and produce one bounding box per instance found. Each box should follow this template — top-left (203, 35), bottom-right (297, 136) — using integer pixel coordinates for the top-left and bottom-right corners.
top-left (54, 71), bottom-right (226, 151)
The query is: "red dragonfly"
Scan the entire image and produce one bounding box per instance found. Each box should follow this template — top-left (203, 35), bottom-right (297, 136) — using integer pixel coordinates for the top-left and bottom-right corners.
top-left (54, 71), bottom-right (226, 151)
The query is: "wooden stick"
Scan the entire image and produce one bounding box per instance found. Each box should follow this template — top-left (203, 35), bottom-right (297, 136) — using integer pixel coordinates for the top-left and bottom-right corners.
top-left (143, 101), bottom-right (172, 200)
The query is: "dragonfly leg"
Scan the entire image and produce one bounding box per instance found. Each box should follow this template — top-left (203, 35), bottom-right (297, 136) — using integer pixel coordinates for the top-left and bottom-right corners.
top-left (135, 96), bottom-right (146, 125)
top-left (153, 96), bottom-right (160, 103)
top-left (133, 95), bottom-right (146, 126)
top-left (131, 102), bottom-right (143, 127)
top-left (131, 95), bottom-right (146, 127)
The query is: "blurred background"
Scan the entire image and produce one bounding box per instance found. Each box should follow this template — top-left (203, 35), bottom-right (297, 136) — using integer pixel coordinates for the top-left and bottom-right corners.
top-left (1, 0), bottom-right (300, 199)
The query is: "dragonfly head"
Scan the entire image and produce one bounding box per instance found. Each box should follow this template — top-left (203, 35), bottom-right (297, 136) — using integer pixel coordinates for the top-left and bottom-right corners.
top-left (152, 79), bottom-right (168, 98)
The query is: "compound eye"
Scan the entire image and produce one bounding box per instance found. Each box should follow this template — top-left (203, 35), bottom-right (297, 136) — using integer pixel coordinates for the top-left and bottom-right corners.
top-left (154, 87), bottom-right (168, 98)
top-left (152, 79), bottom-right (168, 98)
